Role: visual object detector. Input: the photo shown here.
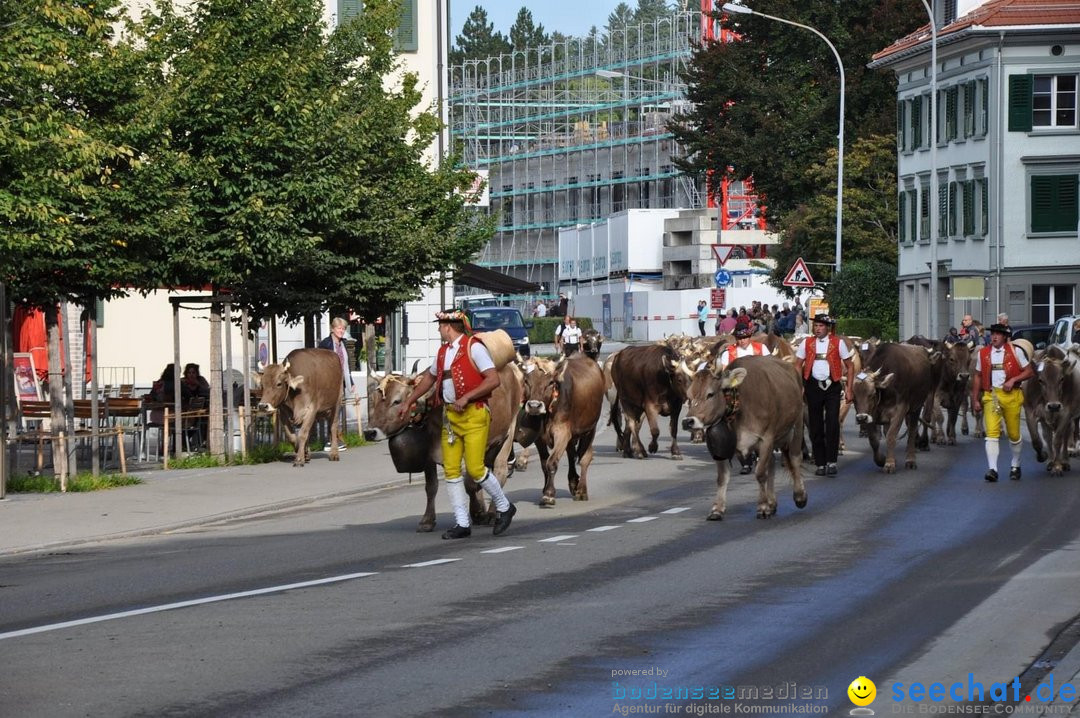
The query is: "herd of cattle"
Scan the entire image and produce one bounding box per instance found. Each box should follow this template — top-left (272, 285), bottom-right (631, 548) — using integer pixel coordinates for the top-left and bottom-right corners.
top-left (254, 328), bottom-right (1080, 530)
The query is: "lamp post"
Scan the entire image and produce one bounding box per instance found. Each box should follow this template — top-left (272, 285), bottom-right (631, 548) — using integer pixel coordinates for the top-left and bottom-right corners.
top-left (919, 0), bottom-right (939, 340)
top-left (721, 3), bottom-right (845, 274)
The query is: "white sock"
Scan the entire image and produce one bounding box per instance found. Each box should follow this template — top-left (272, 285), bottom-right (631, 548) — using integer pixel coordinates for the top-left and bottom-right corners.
top-left (446, 479), bottom-right (471, 528)
top-left (985, 438), bottom-right (999, 472)
top-left (478, 470), bottom-right (510, 512)
top-left (1010, 440), bottom-right (1022, 468)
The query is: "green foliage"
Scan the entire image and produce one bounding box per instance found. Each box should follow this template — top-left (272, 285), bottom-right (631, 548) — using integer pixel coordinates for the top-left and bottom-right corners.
top-left (510, 8), bottom-right (549, 50)
top-left (827, 259), bottom-right (899, 338)
top-left (167, 453), bottom-right (226, 470)
top-left (450, 5), bottom-right (511, 64)
top-left (769, 134), bottom-right (899, 289)
top-left (6, 472), bottom-right (142, 493)
top-left (527, 317), bottom-right (594, 344)
top-left (672, 0), bottom-right (923, 223)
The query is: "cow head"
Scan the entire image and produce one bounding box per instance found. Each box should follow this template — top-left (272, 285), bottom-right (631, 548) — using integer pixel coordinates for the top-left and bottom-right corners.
top-left (365, 372), bottom-right (423, 440)
top-left (257, 359), bottom-right (304, 412)
top-left (852, 369), bottom-right (896, 425)
top-left (662, 352), bottom-right (695, 400)
top-left (683, 366), bottom-right (746, 432)
top-left (942, 341), bottom-right (972, 386)
top-left (520, 357), bottom-right (563, 416)
top-left (582, 329), bottom-right (604, 360)
top-left (1033, 357), bottom-right (1071, 415)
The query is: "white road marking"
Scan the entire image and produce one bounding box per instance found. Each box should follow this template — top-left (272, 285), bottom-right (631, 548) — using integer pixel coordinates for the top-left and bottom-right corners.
top-left (557, 543), bottom-right (577, 546)
top-left (480, 546), bottom-right (524, 554)
top-left (627, 516), bottom-right (658, 523)
top-left (402, 558), bottom-right (461, 568)
top-left (661, 507), bottom-right (692, 514)
top-left (538, 535), bottom-right (579, 543)
top-left (0, 571), bottom-right (379, 641)
top-left (587, 525), bottom-right (621, 532)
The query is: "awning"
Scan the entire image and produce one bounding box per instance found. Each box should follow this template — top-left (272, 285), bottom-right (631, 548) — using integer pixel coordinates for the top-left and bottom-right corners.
top-left (453, 263), bottom-right (541, 294)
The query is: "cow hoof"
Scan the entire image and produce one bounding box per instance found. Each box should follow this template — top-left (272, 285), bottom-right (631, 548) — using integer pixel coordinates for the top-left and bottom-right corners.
top-left (961, 426), bottom-right (969, 435)
top-left (947, 438), bottom-right (956, 446)
top-left (974, 431), bottom-right (985, 439)
top-left (883, 463), bottom-right (896, 474)
top-left (756, 508), bottom-right (773, 519)
top-left (1052, 468), bottom-right (1063, 478)
top-left (632, 450), bottom-right (647, 460)
top-left (706, 510), bottom-right (724, 521)
top-left (472, 512), bottom-right (493, 526)
top-left (293, 460), bottom-right (305, 467)
top-left (794, 493), bottom-right (808, 509)
top-left (648, 441), bottom-right (659, 454)
top-left (874, 455), bottom-right (886, 468)
top-left (671, 453), bottom-right (684, 461)
top-left (905, 460), bottom-right (918, 469)
top-left (539, 495), bottom-right (556, 508)
top-left (1037, 451), bottom-right (1048, 463)
top-left (573, 492), bottom-right (588, 501)
top-left (417, 522), bottom-right (435, 533)
top-left (329, 453), bottom-right (340, 462)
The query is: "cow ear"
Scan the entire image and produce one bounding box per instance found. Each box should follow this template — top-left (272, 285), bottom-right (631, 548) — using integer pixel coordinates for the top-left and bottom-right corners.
top-left (721, 367), bottom-right (747, 389)
top-left (367, 374), bottom-right (379, 392)
top-left (287, 374), bottom-right (305, 390)
top-left (876, 372), bottom-right (896, 389)
top-left (282, 359), bottom-right (290, 372)
top-left (252, 373), bottom-right (263, 387)
top-left (257, 361), bottom-right (267, 372)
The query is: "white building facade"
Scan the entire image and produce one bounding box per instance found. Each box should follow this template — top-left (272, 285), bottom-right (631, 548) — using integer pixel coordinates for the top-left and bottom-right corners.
top-left (870, 0), bottom-right (1080, 338)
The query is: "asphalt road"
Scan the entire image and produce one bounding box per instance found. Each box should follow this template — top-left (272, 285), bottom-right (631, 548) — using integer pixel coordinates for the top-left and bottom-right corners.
top-left (2, 419), bottom-right (1079, 717)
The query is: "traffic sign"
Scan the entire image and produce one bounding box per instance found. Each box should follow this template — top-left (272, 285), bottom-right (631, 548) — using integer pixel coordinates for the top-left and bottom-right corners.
top-left (783, 258), bottom-right (816, 288)
top-left (710, 289), bottom-right (726, 308)
top-left (714, 269), bottom-right (732, 288)
top-left (711, 244), bottom-right (734, 266)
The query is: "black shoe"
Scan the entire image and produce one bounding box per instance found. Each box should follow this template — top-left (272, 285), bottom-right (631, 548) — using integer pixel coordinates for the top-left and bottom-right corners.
top-left (815, 466), bottom-right (826, 476)
top-left (826, 463), bottom-right (838, 476)
top-left (1009, 466), bottom-right (1021, 481)
top-left (493, 503), bottom-right (517, 536)
top-left (984, 469), bottom-right (998, 483)
top-left (441, 525), bottom-right (471, 540)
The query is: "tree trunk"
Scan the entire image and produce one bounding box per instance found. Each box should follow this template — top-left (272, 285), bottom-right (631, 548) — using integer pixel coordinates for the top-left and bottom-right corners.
top-left (304, 313), bottom-right (315, 348)
top-left (44, 308), bottom-right (68, 486)
top-left (208, 302), bottom-right (224, 457)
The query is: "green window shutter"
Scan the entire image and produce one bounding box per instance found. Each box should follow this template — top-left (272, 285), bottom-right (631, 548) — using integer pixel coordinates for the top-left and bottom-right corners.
top-left (920, 186), bottom-right (930, 239)
top-left (1063, 175), bottom-right (1079, 232)
top-left (1032, 175), bottom-right (1079, 233)
top-left (394, 0), bottom-right (418, 52)
top-left (979, 78), bottom-right (989, 136)
top-left (909, 189), bottom-right (919, 240)
top-left (980, 178), bottom-right (989, 236)
top-left (337, 0), bottom-right (362, 22)
top-left (963, 180), bottom-right (975, 235)
top-left (964, 80), bottom-right (976, 137)
top-left (1008, 75), bottom-right (1033, 132)
top-left (897, 101), bottom-right (906, 151)
top-left (946, 87), bottom-right (958, 141)
top-left (939, 182), bottom-right (948, 239)
top-left (912, 97), bottom-right (922, 149)
top-left (949, 182), bottom-right (958, 235)
top-left (899, 192), bottom-right (907, 242)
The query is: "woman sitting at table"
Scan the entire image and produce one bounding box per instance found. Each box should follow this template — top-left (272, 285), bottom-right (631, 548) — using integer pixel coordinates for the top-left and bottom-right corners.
top-left (181, 363), bottom-right (210, 403)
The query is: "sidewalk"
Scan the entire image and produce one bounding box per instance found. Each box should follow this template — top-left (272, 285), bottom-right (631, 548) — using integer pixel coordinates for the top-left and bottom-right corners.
top-left (0, 441), bottom-right (411, 556)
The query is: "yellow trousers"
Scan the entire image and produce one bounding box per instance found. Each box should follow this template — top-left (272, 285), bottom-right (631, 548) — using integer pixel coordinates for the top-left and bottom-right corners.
top-left (442, 403), bottom-right (490, 482)
top-left (981, 387), bottom-right (1024, 441)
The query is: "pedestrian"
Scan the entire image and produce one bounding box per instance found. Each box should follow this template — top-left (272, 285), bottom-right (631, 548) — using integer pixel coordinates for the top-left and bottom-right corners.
top-left (960, 314), bottom-right (982, 345)
top-left (697, 300), bottom-right (709, 337)
top-left (997, 312), bottom-right (1010, 327)
top-left (553, 292), bottom-right (568, 317)
top-left (560, 316), bottom-right (583, 357)
top-left (795, 314), bottom-right (855, 477)
top-left (534, 300), bottom-right (548, 318)
top-left (944, 326), bottom-right (961, 343)
top-left (971, 323), bottom-right (1034, 482)
top-left (718, 326), bottom-right (769, 369)
top-left (318, 316), bottom-right (355, 452)
top-left (718, 309), bottom-right (738, 335)
top-left (793, 311), bottom-right (808, 335)
top-left (398, 310), bottom-right (516, 539)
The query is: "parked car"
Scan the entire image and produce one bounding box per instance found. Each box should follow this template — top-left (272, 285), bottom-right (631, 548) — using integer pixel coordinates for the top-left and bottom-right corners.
top-left (1047, 315), bottom-right (1080, 352)
top-left (1009, 323), bottom-right (1054, 351)
top-left (466, 307), bottom-right (532, 357)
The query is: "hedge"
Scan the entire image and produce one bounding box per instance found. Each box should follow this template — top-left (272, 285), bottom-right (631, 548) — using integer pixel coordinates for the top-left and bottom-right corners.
top-left (836, 318), bottom-right (898, 341)
top-left (527, 316), bottom-right (594, 345)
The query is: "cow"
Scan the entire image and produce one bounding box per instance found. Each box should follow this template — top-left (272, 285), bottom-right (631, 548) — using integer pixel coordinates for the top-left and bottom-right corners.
top-left (581, 328), bottom-right (604, 360)
top-left (851, 342), bottom-right (938, 473)
top-left (610, 343), bottom-right (690, 459)
top-left (517, 355), bottom-right (605, 505)
top-left (906, 336), bottom-right (971, 446)
top-left (257, 348), bottom-right (343, 467)
top-left (364, 362), bottom-right (522, 532)
top-left (1024, 346), bottom-right (1080, 476)
top-left (682, 355), bottom-right (806, 520)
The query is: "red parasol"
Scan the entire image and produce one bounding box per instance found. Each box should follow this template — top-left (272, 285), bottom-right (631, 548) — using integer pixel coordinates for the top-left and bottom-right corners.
top-left (12, 306), bottom-right (65, 382)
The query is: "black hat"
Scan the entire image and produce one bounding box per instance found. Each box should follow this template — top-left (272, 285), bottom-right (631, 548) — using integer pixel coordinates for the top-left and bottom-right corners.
top-left (989, 323), bottom-right (1011, 337)
top-left (812, 313), bottom-right (835, 326)
top-left (733, 326), bottom-right (753, 339)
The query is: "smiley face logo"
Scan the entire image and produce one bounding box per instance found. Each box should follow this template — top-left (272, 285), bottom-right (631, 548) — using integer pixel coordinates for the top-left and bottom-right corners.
top-left (848, 676), bottom-right (876, 706)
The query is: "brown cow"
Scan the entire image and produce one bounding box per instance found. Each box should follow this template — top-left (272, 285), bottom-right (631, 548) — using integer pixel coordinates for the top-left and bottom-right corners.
top-left (517, 355), bottom-right (605, 505)
top-left (683, 355), bottom-right (806, 520)
top-left (610, 343), bottom-right (689, 459)
top-left (364, 363), bottom-right (522, 532)
top-left (257, 348), bottom-right (343, 466)
top-left (1024, 346), bottom-right (1080, 476)
top-left (906, 336), bottom-right (970, 446)
top-left (851, 342), bottom-right (938, 473)
top-left (581, 328), bottom-right (604, 360)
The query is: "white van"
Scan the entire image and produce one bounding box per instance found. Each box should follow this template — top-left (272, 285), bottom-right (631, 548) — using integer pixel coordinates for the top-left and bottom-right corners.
top-left (1047, 315), bottom-right (1080, 351)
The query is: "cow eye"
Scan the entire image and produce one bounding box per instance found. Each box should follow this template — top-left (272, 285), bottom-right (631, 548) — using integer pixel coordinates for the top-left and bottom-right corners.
top-left (391, 398), bottom-right (401, 406)
top-left (706, 391), bottom-right (714, 399)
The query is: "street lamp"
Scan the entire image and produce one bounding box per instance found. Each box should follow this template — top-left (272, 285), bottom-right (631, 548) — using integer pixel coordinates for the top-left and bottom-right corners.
top-left (919, 0), bottom-right (939, 340)
top-left (721, 3), bottom-right (846, 274)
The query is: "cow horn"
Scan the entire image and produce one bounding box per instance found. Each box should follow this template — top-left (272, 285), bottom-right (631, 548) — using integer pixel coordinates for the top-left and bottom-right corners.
top-left (282, 359), bottom-right (290, 372)
top-left (410, 359), bottom-right (421, 376)
top-left (257, 361), bottom-right (267, 372)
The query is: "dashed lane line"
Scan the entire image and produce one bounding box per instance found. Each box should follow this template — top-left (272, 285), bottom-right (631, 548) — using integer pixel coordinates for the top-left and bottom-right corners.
top-left (479, 546), bottom-right (524, 554)
top-left (538, 535), bottom-right (579, 543)
top-left (660, 507), bottom-right (692, 514)
top-left (587, 525), bottom-right (621, 532)
top-left (402, 558), bottom-right (461, 568)
top-left (626, 516), bottom-right (659, 523)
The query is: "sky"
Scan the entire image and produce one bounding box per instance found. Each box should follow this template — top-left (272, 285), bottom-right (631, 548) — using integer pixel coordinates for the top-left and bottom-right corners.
top-left (450, 1), bottom-right (632, 42)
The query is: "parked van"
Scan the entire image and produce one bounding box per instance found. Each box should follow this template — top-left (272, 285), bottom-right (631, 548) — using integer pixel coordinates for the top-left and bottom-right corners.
top-left (466, 306), bottom-right (532, 357)
top-left (1047, 315), bottom-right (1080, 352)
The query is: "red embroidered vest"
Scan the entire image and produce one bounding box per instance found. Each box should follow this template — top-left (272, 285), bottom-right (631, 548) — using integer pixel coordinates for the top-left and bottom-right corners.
top-left (802, 335), bottom-right (844, 381)
top-left (434, 337), bottom-right (489, 407)
top-left (980, 343), bottom-right (1022, 389)
top-left (727, 342), bottom-right (766, 363)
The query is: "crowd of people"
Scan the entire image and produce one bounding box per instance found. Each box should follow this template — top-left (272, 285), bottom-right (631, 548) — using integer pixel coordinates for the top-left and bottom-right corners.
top-left (712, 298), bottom-right (808, 338)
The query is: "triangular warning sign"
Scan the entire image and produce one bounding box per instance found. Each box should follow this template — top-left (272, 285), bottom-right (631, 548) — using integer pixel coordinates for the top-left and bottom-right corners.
top-left (711, 244), bottom-right (734, 267)
top-left (783, 258), bottom-right (816, 288)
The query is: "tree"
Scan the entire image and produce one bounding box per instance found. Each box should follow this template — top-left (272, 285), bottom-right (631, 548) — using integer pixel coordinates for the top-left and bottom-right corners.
top-left (826, 259), bottom-right (900, 337)
top-left (509, 7), bottom-right (549, 50)
top-left (450, 5), bottom-right (511, 65)
top-left (606, 2), bottom-right (636, 35)
top-left (633, 0), bottom-right (673, 26)
top-left (671, 0), bottom-right (924, 223)
top-left (768, 134), bottom-right (899, 289)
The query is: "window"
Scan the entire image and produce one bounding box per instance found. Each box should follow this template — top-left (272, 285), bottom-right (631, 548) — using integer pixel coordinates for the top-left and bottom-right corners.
top-left (979, 178), bottom-right (989, 237)
top-left (568, 177), bottom-right (580, 219)
top-left (612, 171), bottom-right (625, 212)
top-left (962, 180), bottom-right (976, 236)
top-left (1011, 74), bottom-right (1079, 131)
top-left (911, 95), bottom-right (925, 149)
top-left (945, 86), bottom-right (959, 141)
top-left (897, 100), bottom-right (907, 151)
top-left (948, 181), bottom-right (958, 236)
top-left (898, 188), bottom-right (918, 243)
top-left (963, 81), bottom-right (976, 138)
top-left (393, 0), bottom-right (418, 53)
top-left (938, 182), bottom-right (949, 239)
top-left (1030, 174), bottom-right (1079, 233)
top-left (1032, 285), bottom-right (1075, 324)
top-left (920, 184), bottom-right (930, 239)
top-left (977, 78), bottom-right (989, 137)
top-left (337, 0), bottom-right (361, 22)
top-left (898, 192), bottom-right (907, 243)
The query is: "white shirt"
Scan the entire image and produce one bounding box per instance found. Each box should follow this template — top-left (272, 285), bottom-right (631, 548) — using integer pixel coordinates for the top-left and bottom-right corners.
top-left (535, 303), bottom-right (548, 317)
top-left (428, 336), bottom-right (495, 402)
top-left (718, 342), bottom-right (769, 368)
top-left (562, 325), bottom-right (583, 345)
top-left (795, 335), bottom-right (853, 381)
top-left (974, 343), bottom-right (1029, 389)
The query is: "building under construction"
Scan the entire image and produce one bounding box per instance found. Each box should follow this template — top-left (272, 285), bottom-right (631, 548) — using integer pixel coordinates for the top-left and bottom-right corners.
top-left (450, 8), bottom-right (737, 299)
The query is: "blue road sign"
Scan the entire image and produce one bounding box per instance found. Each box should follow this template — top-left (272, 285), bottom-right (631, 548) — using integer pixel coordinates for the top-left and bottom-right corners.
top-left (714, 269), bottom-right (732, 288)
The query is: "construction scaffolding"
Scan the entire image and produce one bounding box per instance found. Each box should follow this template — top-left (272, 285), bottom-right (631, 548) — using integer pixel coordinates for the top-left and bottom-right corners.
top-left (449, 9), bottom-right (708, 299)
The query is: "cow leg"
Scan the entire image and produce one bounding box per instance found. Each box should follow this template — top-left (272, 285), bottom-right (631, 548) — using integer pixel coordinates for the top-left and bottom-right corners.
top-left (573, 430), bottom-right (597, 501)
top-left (1050, 419), bottom-right (1068, 476)
top-left (463, 475), bottom-right (488, 524)
top-left (783, 426), bottom-right (807, 510)
top-left (837, 399), bottom-right (849, 454)
top-left (668, 401), bottom-right (684, 460)
top-left (513, 444), bottom-right (530, 471)
top-left (643, 403), bottom-right (662, 454)
top-left (544, 422), bottom-right (573, 503)
top-left (1025, 406), bottom-right (1048, 463)
top-left (867, 424), bottom-right (885, 467)
top-left (945, 397), bottom-right (959, 446)
top-left (753, 438), bottom-right (777, 518)
top-left (903, 409), bottom-right (920, 471)
top-left (293, 415), bottom-right (318, 466)
top-left (418, 463), bottom-right (438, 532)
top-left (960, 394), bottom-right (971, 436)
top-left (565, 438), bottom-right (580, 497)
top-left (608, 395), bottom-right (626, 453)
top-left (973, 406), bottom-right (985, 439)
top-left (932, 394), bottom-right (946, 446)
top-left (536, 440), bottom-right (556, 507)
top-left (328, 403), bottom-right (342, 462)
top-left (708, 459), bottom-right (732, 521)
top-left (622, 404), bottom-right (647, 459)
